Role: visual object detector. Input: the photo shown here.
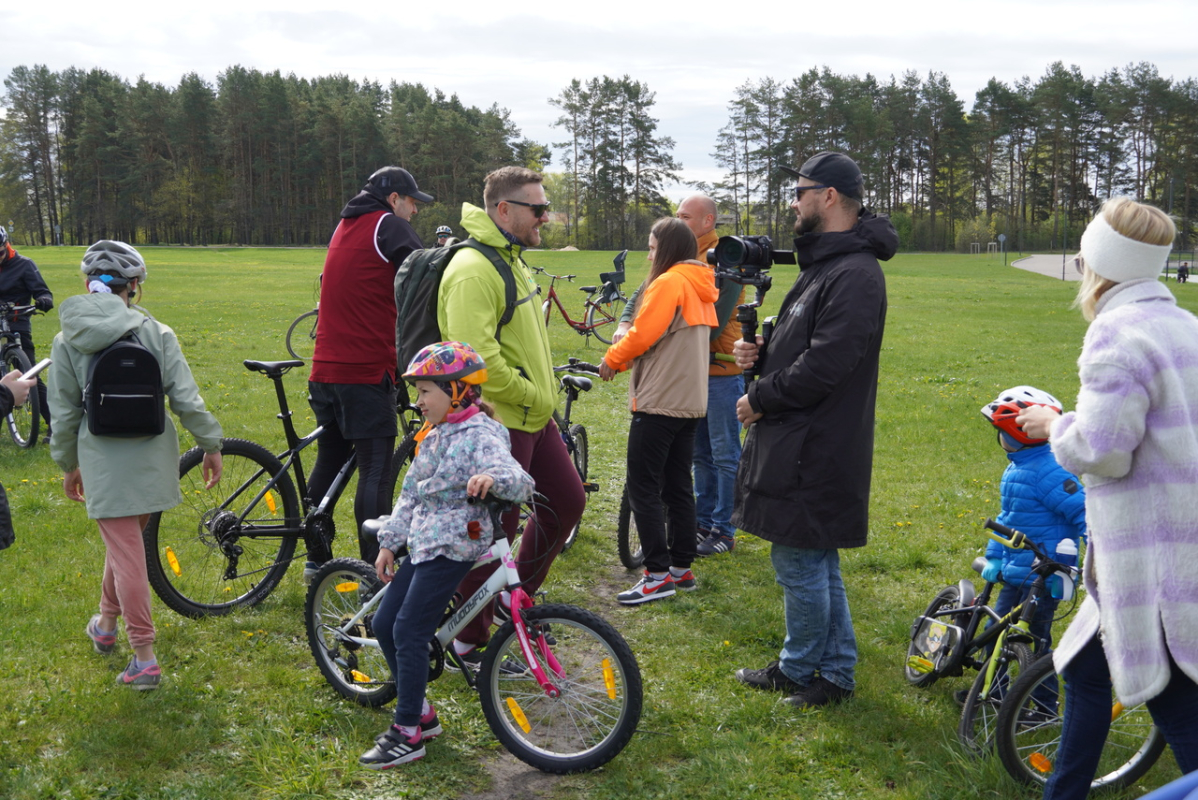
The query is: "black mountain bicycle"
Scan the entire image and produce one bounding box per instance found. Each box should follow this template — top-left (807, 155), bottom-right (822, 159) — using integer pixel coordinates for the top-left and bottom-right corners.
top-left (142, 359), bottom-right (421, 617)
top-left (0, 303), bottom-right (41, 448)
top-left (552, 359), bottom-right (600, 551)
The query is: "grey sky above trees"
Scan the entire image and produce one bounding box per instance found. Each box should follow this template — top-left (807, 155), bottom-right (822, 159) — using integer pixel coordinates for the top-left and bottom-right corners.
top-left (5, 0), bottom-right (1197, 195)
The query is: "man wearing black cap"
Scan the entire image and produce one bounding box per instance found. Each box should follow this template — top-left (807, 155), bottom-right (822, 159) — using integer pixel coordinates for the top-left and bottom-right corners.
top-left (731, 151), bottom-right (897, 708)
top-left (305, 167), bottom-right (432, 574)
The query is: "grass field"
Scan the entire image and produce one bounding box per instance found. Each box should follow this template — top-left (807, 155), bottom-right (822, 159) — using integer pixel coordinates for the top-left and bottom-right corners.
top-left (0, 245), bottom-right (1188, 800)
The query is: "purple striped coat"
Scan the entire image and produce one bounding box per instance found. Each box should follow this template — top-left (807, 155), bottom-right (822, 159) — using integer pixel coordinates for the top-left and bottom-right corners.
top-left (1050, 278), bottom-right (1198, 706)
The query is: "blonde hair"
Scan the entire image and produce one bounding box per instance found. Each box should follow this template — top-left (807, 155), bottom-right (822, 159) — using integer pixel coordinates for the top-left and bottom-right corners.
top-left (1075, 198), bottom-right (1175, 320)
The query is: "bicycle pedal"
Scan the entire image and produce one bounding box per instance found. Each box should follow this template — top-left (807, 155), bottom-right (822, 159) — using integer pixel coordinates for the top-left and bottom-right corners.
top-left (583, 481), bottom-right (599, 493)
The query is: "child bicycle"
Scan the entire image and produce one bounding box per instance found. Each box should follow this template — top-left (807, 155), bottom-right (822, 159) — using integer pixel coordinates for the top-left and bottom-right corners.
top-left (534, 250), bottom-right (628, 345)
top-left (551, 358), bottom-right (601, 551)
top-left (304, 494), bottom-right (643, 773)
top-left (142, 358), bottom-right (423, 618)
top-left (904, 519), bottom-right (1163, 790)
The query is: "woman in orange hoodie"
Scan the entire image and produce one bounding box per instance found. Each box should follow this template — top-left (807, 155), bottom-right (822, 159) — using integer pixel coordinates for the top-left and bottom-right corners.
top-left (600, 217), bottom-right (718, 605)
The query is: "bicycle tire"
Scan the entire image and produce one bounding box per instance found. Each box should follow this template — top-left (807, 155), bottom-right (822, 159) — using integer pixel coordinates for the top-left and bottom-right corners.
top-left (995, 651), bottom-right (1165, 791)
top-left (542, 299), bottom-right (552, 327)
top-left (560, 423), bottom-right (588, 552)
top-left (477, 603), bottom-right (643, 773)
top-left (285, 308), bottom-right (319, 361)
top-left (143, 438), bottom-right (300, 618)
top-left (585, 294), bottom-right (627, 345)
top-left (305, 557), bottom-right (397, 707)
top-left (3, 347), bottom-right (39, 448)
top-left (904, 585), bottom-right (965, 688)
top-left (387, 431), bottom-right (418, 506)
top-left (958, 641), bottom-right (1035, 751)
top-left (616, 483), bottom-right (643, 570)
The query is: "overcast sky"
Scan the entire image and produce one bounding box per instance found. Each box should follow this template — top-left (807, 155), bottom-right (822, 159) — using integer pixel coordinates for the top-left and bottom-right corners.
top-left (8, 0), bottom-right (1198, 200)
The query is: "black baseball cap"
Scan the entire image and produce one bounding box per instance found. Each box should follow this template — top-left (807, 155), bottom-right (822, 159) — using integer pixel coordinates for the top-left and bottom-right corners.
top-left (364, 166), bottom-right (434, 203)
top-left (780, 151), bottom-right (864, 201)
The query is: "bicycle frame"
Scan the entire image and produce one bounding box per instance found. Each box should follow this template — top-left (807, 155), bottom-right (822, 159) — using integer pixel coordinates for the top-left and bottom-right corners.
top-left (324, 534), bottom-right (565, 696)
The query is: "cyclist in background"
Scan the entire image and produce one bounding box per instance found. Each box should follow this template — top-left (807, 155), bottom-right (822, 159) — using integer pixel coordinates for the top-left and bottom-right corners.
top-left (433, 225), bottom-right (454, 248)
top-left (0, 226), bottom-right (54, 440)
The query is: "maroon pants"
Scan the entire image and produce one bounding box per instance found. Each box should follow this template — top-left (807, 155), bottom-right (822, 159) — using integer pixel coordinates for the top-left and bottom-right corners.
top-left (454, 419), bottom-right (585, 646)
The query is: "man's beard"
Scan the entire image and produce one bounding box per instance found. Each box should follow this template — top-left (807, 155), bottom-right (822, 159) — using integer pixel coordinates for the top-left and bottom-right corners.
top-left (794, 208), bottom-right (823, 237)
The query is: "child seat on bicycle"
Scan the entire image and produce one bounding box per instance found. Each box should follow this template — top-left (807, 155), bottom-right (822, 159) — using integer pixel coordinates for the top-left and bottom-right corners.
top-left (978, 385), bottom-right (1087, 652)
top-left (362, 341), bottom-right (534, 770)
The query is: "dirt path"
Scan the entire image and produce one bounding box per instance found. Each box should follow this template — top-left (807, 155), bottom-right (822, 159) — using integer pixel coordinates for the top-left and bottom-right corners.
top-left (1011, 254), bottom-right (1082, 282)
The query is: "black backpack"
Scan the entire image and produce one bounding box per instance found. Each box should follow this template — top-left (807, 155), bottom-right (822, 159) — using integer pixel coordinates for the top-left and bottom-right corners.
top-left (394, 238), bottom-right (527, 371)
top-left (84, 332), bottom-right (166, 438)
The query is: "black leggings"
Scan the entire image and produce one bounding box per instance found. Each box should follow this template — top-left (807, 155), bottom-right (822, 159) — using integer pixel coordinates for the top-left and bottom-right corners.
top-left (306, 430), bottom-right (394, 564)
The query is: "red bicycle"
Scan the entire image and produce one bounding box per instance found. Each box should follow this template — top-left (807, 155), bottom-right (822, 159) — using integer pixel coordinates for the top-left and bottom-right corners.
top-left (534, 251), bottom-right (629, 345)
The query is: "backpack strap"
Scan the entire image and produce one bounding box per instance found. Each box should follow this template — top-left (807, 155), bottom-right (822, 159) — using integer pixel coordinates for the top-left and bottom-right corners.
top-left (455, 238), bottom-right (530, 341)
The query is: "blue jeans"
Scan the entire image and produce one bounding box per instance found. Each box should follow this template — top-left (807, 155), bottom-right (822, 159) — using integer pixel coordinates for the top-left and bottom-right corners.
top-left (1044, 634), bottom-right (1198, 800)
top-left (374, 555), bottom-right (475, 727)
top-left (770, 544), bottom-right (857, 691)
top-left (694, 374), bottom-right (744, 537)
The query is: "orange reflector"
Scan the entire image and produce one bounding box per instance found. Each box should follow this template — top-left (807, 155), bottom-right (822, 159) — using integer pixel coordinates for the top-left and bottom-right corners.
top-left (602, 658), bottom-right (616, 699)
top-left (335, 582), bottom-right (360, 593)
top-left (1030, 752), bottom-right (1054, 774)
top-left (265, 491), bottom-right (277, 514)
top-left (165, 547), bottom-right (182, 577)
top-left (351, 670), bottom-right (371, 683)
top-left (506, 697), bottom-right (531, 733)
top-left (1111, 702), bottom-right (1125, 722)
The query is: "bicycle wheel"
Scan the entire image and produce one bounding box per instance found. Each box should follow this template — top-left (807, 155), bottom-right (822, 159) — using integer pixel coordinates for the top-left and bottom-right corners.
top-left (616, 483), bottom-right (643, 570)
top-left (3, 347), bottom-right (39, 448)
top-left (478, 603), bottom-right (643, 773)
top-left (958, 641), bottom-right (1035, 751)
top-left (542, 299), bottom-right (552, 327)
top-left (995, 651), bottom-right (1165, 791)
top-left (904, 585), bottom-right (966, 688)
top-left (561, 423), bottom-right (588, 552)
top-left (305, 557), bottom-right (396, 707)
top-left (585, 294), bottom-right (627, 345)
top-left (387, 431), bottom-right (418, 505)
top-left (143, 438), bottom-right (300, 618)
top-left (285, 308), bottom-right (319, 361)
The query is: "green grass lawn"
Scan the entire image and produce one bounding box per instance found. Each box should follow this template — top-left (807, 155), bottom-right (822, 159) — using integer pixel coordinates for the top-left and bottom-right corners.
top-left (0, 245), bottom-right (1187, 799)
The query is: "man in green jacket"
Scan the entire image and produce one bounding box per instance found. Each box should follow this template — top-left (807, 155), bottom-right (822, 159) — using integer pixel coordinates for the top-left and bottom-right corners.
top-left (436, 166), bottom-right (585, 665)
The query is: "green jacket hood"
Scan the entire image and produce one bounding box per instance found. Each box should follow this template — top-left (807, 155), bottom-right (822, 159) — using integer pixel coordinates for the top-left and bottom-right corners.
top-left (461, 203), bottom-right (522, 255)
top-left (58, 293), bottom-right (148, 355)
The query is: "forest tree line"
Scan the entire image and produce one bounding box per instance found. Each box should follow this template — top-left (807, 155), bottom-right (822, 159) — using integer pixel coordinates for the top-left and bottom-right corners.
top-left (4, 61), bottom-right (1198, 252)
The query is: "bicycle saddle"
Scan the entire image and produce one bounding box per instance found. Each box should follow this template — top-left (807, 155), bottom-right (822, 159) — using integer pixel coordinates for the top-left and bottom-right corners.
top-left (562, 375), bottom-right (592, 393)
top-left (243, 359), bottom-right (305, 377)
top-left (578, 285), bottom-right (598, 293)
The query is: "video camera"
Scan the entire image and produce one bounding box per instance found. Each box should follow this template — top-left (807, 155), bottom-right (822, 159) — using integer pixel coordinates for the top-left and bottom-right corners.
top-left (706, 236), bottom-right (796, 382)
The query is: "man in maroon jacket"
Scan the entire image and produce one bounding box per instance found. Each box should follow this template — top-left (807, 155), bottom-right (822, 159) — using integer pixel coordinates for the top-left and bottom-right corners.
top-left (306, 167), bottom-right (432, 574)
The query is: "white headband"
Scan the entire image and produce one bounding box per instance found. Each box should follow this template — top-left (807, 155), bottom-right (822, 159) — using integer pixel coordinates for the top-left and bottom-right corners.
top-left (1079, 212), bottom-right (1172, 283)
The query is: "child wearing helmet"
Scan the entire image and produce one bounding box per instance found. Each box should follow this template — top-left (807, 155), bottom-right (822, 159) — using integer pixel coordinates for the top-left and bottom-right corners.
top-left (46, 241), bottom-right (223, 690)
top-left (360, 341), bottom-right (533, 770)
top-left (979, 385), bottom-right (1087, 660)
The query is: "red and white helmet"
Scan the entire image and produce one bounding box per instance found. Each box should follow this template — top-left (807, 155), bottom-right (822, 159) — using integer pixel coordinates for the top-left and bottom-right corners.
top-left (981, 386), bottom-right (1061, 447)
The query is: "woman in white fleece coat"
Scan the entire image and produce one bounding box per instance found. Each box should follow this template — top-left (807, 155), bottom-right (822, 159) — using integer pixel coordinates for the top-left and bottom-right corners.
top-left (1020, 197), bottom-right (1198, 800)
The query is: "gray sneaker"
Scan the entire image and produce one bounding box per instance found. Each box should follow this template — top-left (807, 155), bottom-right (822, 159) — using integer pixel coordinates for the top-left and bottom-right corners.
top-left (696, 531), bottom-right (735, 556)
top-left (86, 614), bottom-right (116, 655)
top-left (116, 658), bottom-right (161, 691)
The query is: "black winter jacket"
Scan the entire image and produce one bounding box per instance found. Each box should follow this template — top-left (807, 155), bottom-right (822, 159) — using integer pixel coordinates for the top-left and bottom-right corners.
top-left (0, 251), bottom-right (53, 336)
top-left (732, 213), bottom-right (897, 549)
top-left (0, 385), bottom-right (13, 550)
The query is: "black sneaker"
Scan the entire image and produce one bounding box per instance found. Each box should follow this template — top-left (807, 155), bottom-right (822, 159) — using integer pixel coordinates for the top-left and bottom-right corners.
top-left (735, 661), bottom-right (804, 693)
top-left (359, 726), bottom-right (424, 770)
top-left (447, 647), bottom-right (528, 677)
top-left (783, 676), bottom-right (854, 708)
top-left (696, 531), bottom-right (736, 556)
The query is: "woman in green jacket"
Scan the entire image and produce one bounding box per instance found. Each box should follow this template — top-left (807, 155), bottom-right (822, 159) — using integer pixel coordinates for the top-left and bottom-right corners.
top-left (48, 241), bottom-right (223, 690)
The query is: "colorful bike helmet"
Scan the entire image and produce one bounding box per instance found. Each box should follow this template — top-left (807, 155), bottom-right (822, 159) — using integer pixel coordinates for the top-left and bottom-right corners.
top-left (0, 226), bottom-right (8, 247)
top-left (404, 341), bottom-right (488, 385)
top-left (981, 385), bottom-right (1061, 448)
top-left (435, 225), bottom-right (452, 237)
top-left (80, 240), bottom-right (147, 283)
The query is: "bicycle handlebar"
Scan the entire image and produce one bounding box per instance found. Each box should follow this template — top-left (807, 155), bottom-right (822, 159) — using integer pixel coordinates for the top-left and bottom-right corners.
top-left (983, 518), bottom-right (1075, 579)
top-left (553, 358), bottom-right (601, 375)
top-left (531, 266), bottom-right (576, 282)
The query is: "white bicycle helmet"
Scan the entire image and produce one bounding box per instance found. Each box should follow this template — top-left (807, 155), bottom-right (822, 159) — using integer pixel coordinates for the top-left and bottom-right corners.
top-left (436, 225), bottom-right (452, 236)
top-left (80, 240), bottom-right (147, 283)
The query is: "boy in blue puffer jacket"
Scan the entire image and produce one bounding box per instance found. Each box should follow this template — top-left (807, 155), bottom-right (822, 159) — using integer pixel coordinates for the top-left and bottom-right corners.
top-left (980, 386), bottom-right (1087, 656)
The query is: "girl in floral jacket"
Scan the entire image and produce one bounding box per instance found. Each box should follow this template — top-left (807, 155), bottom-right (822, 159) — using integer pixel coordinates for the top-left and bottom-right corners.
top-left (360, 341), bottom-right (533, 771)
